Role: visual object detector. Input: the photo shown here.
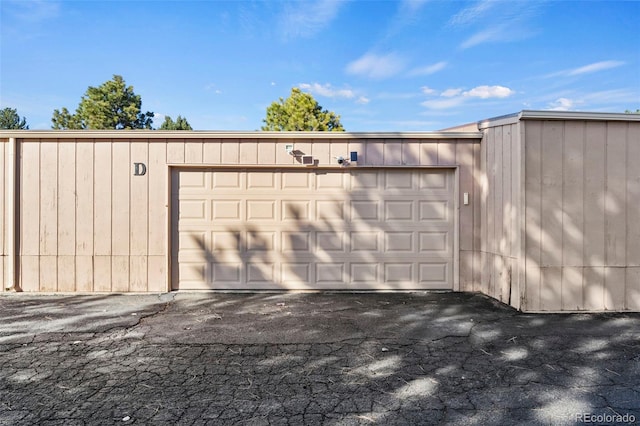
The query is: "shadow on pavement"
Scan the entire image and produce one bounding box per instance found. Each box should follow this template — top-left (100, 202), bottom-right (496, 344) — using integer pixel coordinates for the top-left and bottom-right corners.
top-left (1, 292), bottom-right (639, 425)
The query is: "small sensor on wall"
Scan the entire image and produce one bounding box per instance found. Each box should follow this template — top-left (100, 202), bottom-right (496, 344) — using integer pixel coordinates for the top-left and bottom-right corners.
top-left (301, 155), bottom-right (314, 165)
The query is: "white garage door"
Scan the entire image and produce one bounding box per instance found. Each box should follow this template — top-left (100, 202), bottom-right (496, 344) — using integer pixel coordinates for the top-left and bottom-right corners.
top-left (173, 168), bottom-right (454, 290)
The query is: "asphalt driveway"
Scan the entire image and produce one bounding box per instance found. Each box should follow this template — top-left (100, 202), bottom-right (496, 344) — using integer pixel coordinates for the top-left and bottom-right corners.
top-left (1, 292), bottom-right (639, 425)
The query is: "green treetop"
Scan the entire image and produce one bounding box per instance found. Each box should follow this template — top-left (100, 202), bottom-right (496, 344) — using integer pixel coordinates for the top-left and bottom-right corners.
top-left (52, 75), bottom-right (154, 129)
top-left (0, 107), bottom-right (29, 129)
top-left (159, 115), bottom-right (193, 130)
top-left (262, 87), bottom-right (344, 131)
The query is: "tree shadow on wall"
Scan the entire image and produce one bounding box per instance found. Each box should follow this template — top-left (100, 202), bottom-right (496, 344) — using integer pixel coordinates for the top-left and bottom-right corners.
top-left (175, 143), bottom-right (455, 293)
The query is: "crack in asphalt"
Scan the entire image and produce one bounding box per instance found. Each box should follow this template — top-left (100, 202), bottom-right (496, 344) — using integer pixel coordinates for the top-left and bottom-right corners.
top-left (1, 293), bottom-right (639, 425)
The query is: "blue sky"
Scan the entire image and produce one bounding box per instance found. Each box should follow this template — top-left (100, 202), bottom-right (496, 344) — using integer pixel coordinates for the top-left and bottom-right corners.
top-left (1, 0), bottom-right (639, 131)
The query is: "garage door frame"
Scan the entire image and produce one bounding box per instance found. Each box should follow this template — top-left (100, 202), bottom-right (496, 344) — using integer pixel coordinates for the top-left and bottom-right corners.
top-left (168, 165), bottom-right (460, 291)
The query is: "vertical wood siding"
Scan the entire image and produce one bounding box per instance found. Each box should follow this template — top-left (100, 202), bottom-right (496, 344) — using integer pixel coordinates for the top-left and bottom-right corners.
top-left (130, 141), bottom-right (149, 292)
top-left (57, 142), bottom-right (76, 292)
top-left (524, 120), bottom-right (640, 311)
top-left (13, 136), bottom-right (480, 292)
top-left (76, 142), bottom-right (94, 291)
top-left (1, 141), bottom-right (6, 288)
top-left (480, 123), bottom-right (522, 307)
top-left (21, 142), bottom-right (40, 291)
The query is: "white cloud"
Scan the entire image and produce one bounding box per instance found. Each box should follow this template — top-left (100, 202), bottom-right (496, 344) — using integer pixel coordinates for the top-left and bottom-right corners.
top-left (384, 0), bottom-right (431, 39)
top-left (298, 83), bottom-right (355, 99)
top-left (441, 88), bottom-right (463, 97)
top-left (298, 82), bottom-right (370, 105)
top-left (581, 88), bottom-right (638, 104)
top-left (460, 25), bottom-right (512, 49)
top-left (421, 86), bottom-right (437, 95)
top-left (204, 84), bottom-right (222, 94)
top-left (408, 61), bottom-right (448, 76)
top-left (455, 2), bottom-right (541, 49)
top-left (279, 0), bottom-right (344, 39)
top-left (547, 98), bottom-right (575, 111)
top-left (346, 53), bottom-right (407, 79)
top-left (377, 92), bottom-right (420, 100)
top-left (421, 97), bottom-right (466, 110)
top-left (449, 0), bottom-right (496, 26)
top-left (544, 60), bottom-right (626, 79)
top-left (463, 85), bottom-right (514, 99)
top-left (4, 0), bottom-right (60, 23)
top-left (567, 60), bottom-right (625, 76)
top-left (540, 88), bottom-right (637, 111)
top-left (400, 0), bottom-right (430, 14)
top-left (421, 84), bottom-right (515, 109)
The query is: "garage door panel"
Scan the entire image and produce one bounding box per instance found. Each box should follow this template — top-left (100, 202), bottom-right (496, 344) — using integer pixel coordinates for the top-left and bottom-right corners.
top-left (419, 200), bottom-right (450, 221)
top-left (246, 231), bottom-right (275, 252)
top-left (179, 231), bottom-right (206, 251)
top-left (384, 172), bottom-right (414, 190)
top-left (211, 263), bottom-right (242, 284)
top-left (316, 200), bottom-right (345, 221)
top-left (351, 263), bottom-right (379, 283)
top-left (212, 171), bottom-right (241, 189)
top-left (175, 168), bottom-right (454, 290)
top-left (419, 231), bottom-right (450, 254)
top-left (352, 172), bottom-right (378, 189)
top-left (179, 262), bottom-right (208, 285)
top-left (316, 172), bottom-right (347, 190)
top-left (282, 200), bottom-right (310, 221)
top-left (419, 262), bottom-right (451, 288)
top-left (282, 263), bottom-right (312, 285)
top-left (247, 172), bottom-right (276, 189)
top-left (350, 231), bottom-right (379, 252)
top-left (282, 172), bottom-right (310, 189)
top-left (282, 231), bottom-right (312, 253)
top-left (317, 232), bottom-right (346, 252)
top-left (180, 171), bottom-right (207, 188)
top-left (247, 200), bottom-right (276, 220)
top-left (420, 171), bottom-right (449, 189)
top-left (385, 232), bottom-right (414, 253)
top-left (211, 231), bottom-right (240, 251)
top-left (180, 200), bottom-right (207, 220)
top-left (316, 263), bottom-right (345, 283)
top-left (384, 263), bottom-right (414, 282)
top-left (351, 200), bottom-right (380, 221)
top-left (247, 263), bottom-right (275, 284)
top-left (384, 201), bottom-right (415, 221)
top-left (212, 200), bottom-right (241, 220)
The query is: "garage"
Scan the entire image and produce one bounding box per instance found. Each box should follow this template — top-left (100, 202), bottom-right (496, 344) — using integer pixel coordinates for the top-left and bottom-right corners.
top-left (173, 168), bottom-right (454, 290)
top-left (4, 112), bottom-right (640, 311)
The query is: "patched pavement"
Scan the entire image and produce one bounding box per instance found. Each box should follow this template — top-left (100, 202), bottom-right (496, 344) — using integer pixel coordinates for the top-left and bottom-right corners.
top-left (1, 292), bottom-right (639, 425)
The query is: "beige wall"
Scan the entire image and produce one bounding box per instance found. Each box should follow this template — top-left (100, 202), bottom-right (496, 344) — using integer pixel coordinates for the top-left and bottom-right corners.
top-left (522, 120), bottom-right (640, 311)
top-left (17, 138), bottom-right (167, 293)
top-left (481, 118), bottom-right (640, 312)
top-left (2, 115), bottom-right (638, 313)
top-left (1, 141), bottom-right (6, 288)
top-left (2, 134), bottom-right (481, 293)
top-left (479, 122), bottom-right (523, 308)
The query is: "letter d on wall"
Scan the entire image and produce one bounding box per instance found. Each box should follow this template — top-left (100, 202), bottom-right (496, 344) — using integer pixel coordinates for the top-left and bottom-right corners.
top-left (133, 162), bottom-right (147, 176)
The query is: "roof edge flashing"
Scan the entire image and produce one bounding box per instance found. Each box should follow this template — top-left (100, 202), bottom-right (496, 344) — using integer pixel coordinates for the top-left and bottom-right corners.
top-left (479, 110), bottom-right (640, 129)
top-left (477, 112), bottom-right (521, 130)
top-left (0, 130), bottom-right (482, 140)
top-left (519, 110), bottom-right (640, 121)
